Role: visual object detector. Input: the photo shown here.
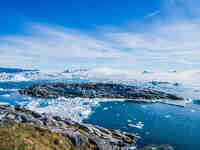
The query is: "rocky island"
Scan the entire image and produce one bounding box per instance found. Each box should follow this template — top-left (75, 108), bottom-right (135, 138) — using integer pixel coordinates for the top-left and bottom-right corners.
top-left (0, 104), bottom-right (174, 150)
top-left (19, 83), bottom-right (183, 101)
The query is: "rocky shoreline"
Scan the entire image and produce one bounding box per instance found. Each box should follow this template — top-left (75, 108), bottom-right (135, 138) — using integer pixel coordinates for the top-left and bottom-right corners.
top-left (19, 83), bottom-right (183, 101)
top-left (0, 104), bottom-right (174, 150)
top-left (0, 104), bottom-right (136, 150)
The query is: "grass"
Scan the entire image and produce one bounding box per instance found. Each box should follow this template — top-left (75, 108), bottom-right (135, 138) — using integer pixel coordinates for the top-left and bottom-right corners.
top-left (0, 119), bottom-right (99, 150)
top-left (0, 119), bottom-right (74, 150)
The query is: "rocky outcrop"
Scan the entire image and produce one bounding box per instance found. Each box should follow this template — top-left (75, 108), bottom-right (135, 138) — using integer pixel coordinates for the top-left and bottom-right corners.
top-left (19, 83), bottom-right (183, 101)
top-left (0, 104), bottom-right (175, 150)
top-left (0, 104), bottom-right (137, 150)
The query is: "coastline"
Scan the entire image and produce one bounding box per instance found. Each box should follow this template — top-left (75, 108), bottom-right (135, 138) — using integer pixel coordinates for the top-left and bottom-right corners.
top-left (0, 103), bottom-right (175, 150)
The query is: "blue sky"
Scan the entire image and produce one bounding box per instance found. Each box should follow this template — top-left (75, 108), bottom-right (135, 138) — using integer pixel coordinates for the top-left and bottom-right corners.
top-left (0, 0), bottom-right (200, 71)
top-left (0, 0), bottom-right (162, 34)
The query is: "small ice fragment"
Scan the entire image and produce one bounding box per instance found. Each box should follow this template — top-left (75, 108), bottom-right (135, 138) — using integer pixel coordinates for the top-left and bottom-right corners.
top-left (145, 132), bottom-right (150, 135)
top-left (128, 124), bottom-right (142, 129)
top-left (191, 109), bottom-right (196, 113)
top-left (0, 102), bottom-right (9, 106)
top-left (1, 94), bottom-right (10, 97)
top-left (128, 121), bottom-right (144, 129)
top-left (141, 105), bottom-right (147, 108)
top-left (185, 98), bottom-right (192, 104)
top-left (129, 146), bottom-right (137, 150)
top-left (127, 120), bottom-right (132, 123)
top-left (165, 115), bottom-right (171, 118)
top-left (103, 107), bottom-right (109, 110)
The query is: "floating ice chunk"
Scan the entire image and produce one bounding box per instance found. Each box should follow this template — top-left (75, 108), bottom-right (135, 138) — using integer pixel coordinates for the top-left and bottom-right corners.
top-left (103, 107), bottom-right (109, 110)
top-left (127, 120), bottom-right (132, 123)
top-left (145, 132), bottom-right (150, 135)
top-left (128, 124), bottom-right (142, 129)
top-left (18, 97), bottom-right (120, 122)
top-left (185, 98), bottom-right (193, 104)
top-left (81, 109), bottom-right (91, 116)
top-left (129, 146), bottom-right (137, 150)
top-left (0, 88), bottom-right (18, 92)
top-left (128, 121), bottom-right (144, 129)
top-left (141, 105), bottom-right (147, 108)
top-left (0, 102), bottom-right (9, 106)
top-left (1, 94), bottom-right (10, 97)
top-left (191, 109), bottom-right (196, 113)
top-left (164, 115), bottom-right (171, 118)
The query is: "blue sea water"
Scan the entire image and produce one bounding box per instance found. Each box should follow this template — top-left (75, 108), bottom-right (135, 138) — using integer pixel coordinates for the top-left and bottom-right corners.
top-left (0, 67), bottom-right (200, 150)
top-left (83, 102), bottom-right (200, 150)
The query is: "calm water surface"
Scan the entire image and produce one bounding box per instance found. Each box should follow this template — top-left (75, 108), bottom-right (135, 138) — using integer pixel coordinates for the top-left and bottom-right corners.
top-left (84, 102), bottom-right (200, 150)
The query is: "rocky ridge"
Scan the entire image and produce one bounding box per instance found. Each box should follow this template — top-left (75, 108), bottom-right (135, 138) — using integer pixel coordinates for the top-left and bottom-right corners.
top-left (0, 104), bottom-right (136, 150)
top-left (19, 83), bottom-right (183, 101)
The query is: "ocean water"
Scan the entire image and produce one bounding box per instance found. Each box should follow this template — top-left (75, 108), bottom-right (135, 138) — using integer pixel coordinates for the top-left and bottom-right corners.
top-left (0, 67), bottom-right (200, 150)
top-left (84, 102), bottom-right (200, 150)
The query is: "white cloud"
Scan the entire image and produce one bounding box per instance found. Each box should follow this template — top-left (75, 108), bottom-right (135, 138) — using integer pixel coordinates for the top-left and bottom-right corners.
top-left (1, 21), bottom-right (200, 71)
top-left (1, 25), bottom-right (127, 59)
top-left (107, 21), bottom-right (200, 70)
top-left (145, 11), bottom-right (160, 18)
top-left (1, 0), bottom-right (200, 71)
top-left (109, 23), bottom-right (200, 51)
top-left (0, 24), bottom-right (129, 70)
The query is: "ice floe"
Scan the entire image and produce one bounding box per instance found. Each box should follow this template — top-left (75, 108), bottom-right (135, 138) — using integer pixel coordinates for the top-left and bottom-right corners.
top-left (191, 109), bottom-right (196, 113)
top-left (0, 102), bottom-right (9, 106)
top-left (16, 96), bottom-right (127, 122)
top-left (1, 94), bottom-right (11, 97)
top-left (103, 107), bottom-right (109, 110)
top-left (128, 121), bottom-right (144, 129)
top-left (164, 115), bottom-right (171, 118)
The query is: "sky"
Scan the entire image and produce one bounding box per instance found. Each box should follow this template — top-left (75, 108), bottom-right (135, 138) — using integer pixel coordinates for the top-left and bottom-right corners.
top-left (0, 0), bottom-right (200, 71)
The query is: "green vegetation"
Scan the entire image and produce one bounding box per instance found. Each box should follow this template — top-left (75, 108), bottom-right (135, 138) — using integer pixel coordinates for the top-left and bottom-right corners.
top-left (0, 120), bottom-right (74, 150)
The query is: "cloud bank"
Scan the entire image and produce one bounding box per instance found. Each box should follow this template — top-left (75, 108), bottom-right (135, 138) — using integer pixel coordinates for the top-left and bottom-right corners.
top-left (0, 24), bottom-right (129, 70)
top-left (0, 0), bottom-right (200, 71)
